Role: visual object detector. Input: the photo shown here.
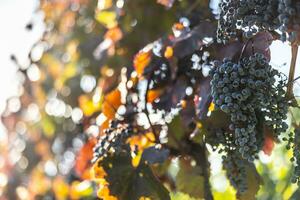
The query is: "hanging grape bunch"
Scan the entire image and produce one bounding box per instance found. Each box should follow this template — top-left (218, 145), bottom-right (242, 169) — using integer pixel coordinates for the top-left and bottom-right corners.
top-left (217, 0), bottom-right (300, 42)
top-left (218, 0), bottom-right (279, 42)
top-left (210, 53), bottom-right (288, 161)
top-left (278, 0), bottom-right (300, 42)
top-left (93, 120), bottom-right (133, 162)
top-left (223, 151), bottom-right (248, 193)
top-left (286, 128), bottom-right (300, 185)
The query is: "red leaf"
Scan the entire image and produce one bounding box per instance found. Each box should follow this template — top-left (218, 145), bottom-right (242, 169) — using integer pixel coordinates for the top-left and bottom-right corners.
top-left (74, 138), bottom-right (97, 178)
top-left (262, 134), bottom-right (275, 156)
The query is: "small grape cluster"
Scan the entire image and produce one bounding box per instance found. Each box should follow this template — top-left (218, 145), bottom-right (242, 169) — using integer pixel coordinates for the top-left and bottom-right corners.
top-left (218, 0), bottom-right (279, 42)
top-left (206, 127), bottom-right (235, 153)
top-left (278, 0), bottom-right (300, 42)
top-left (223, 151), bottom-right (248, 193)
top-left (263, 79), bottom-right (288, 135)
top-left (287, 128), bottom-right (300, 185)
top-left (210, 53), bottom-right (288, 161)
top-left (92, 120), bottom-right (132, 162)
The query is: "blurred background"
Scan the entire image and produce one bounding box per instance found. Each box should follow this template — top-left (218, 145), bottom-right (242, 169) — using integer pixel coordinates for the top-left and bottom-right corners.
top-left (0, 0), bottom-right (300, 199)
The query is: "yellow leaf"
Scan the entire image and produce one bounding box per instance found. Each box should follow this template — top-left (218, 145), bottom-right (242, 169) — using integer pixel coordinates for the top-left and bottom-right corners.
top-left (53, 177), bottom-right (69, 200)
top-left (79, 95), bottom-right (102, 116)
top-left (96, 11), bottom-right (117, 28)
top-left (42, 54), bottom-right (63, 78)
top-left (209, 102), bottom-right (215, 112)
top-left (70, 181), bottom-right (93, 199)
top-left (40, 115), bottom-right (55, 138)
top-left (164, 46), bottom-right (173, 59)
top-left (132, 150), bottom-right (143, 167)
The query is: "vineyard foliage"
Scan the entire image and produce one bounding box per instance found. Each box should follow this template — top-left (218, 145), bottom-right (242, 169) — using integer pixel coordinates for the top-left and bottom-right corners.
top-left (1, 0), bottom-right (300, 200)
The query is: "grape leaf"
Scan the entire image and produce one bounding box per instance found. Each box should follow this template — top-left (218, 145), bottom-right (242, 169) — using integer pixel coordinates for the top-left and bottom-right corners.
top-left (152, 76), bottom-right (188, 111)
top-left (141, 146), bottom-right (170, 164)
top-left (211, 32), bottom-right (273, 62)
top-left (195, 77), bottom-right (212, 120)
top-left (175, 158), bottom-right (204, 199)
top-left (167, 115), bottom-right (186, 148)
top-left (173, 21), bottom-right (216, 58)
top-left (170, 192), bottom-right (200, 200)
top-left (101, 154), bottom-right (171, 200)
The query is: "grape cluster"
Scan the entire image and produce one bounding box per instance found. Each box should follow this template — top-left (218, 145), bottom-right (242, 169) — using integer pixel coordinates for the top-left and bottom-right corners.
top-left (218, 0), bottom-right (279, 42)
top-left (217, 0), bottom-right (300, 43)
top-left (210, 53), bottom-right (288, 161)
top-left (92, 120), bottom-right (132, 162)
top-left (223, 151), bottom-right (248, 193)
top-left (287, 128), bottom-right (300, 185)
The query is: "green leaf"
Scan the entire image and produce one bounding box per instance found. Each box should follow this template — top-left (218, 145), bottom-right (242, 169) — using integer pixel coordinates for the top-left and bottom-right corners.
top-left (201, 110), bottom-right (230, 130)
top-left (167, 115), bottom-right (186, 148)
top-left (175, 158), bottom-right (204, 199)
top-left (170, 192), bottom-right (201, 200)
top-left (101, 153), bottom-right (170, 200)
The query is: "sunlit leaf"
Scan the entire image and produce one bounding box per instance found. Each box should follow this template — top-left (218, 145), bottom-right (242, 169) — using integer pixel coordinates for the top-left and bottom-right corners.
top-left (105, 27), bottom-right (123, 42)
top-left (70, 181), bottom-right (94, 199)
top-left (170, 192), bottom-right (200, 200)
top-left (133, 50), bottom-right (152, 76)
top-left (102, 89), bottom-right (121, 119)
top-left (147, 89), bottom-right (163, 103)
top-left (127, 132), bottom-right (156, 167)
top-left (164, 46), bottom-right (174, 59)
top-left (75, 138), bottom-right (97, 178)
top-left (53, 177), bottom-right (69, 200)
top-left (175, 159), bottom-right (204, 199)
top-left (96, 11), bottom-right (117, 28)
top-left (79, 95), bottom-right (102, 116)
top-left (98, 153), bottom-right (171, 200)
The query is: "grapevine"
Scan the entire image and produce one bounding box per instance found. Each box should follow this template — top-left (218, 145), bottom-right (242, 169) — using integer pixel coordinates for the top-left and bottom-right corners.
top-left (1, 0), bottom-right (300, 200)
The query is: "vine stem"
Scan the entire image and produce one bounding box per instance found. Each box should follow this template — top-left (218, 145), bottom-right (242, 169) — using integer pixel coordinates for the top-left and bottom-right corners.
top-left (144, 76), bottom-right (159, 142)
top-left (239, 38), bottom-right (253, 60)
top-left (188, 141), bottom-right (213, 200)
top-left (287, 44), bottom-right (298, 99)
